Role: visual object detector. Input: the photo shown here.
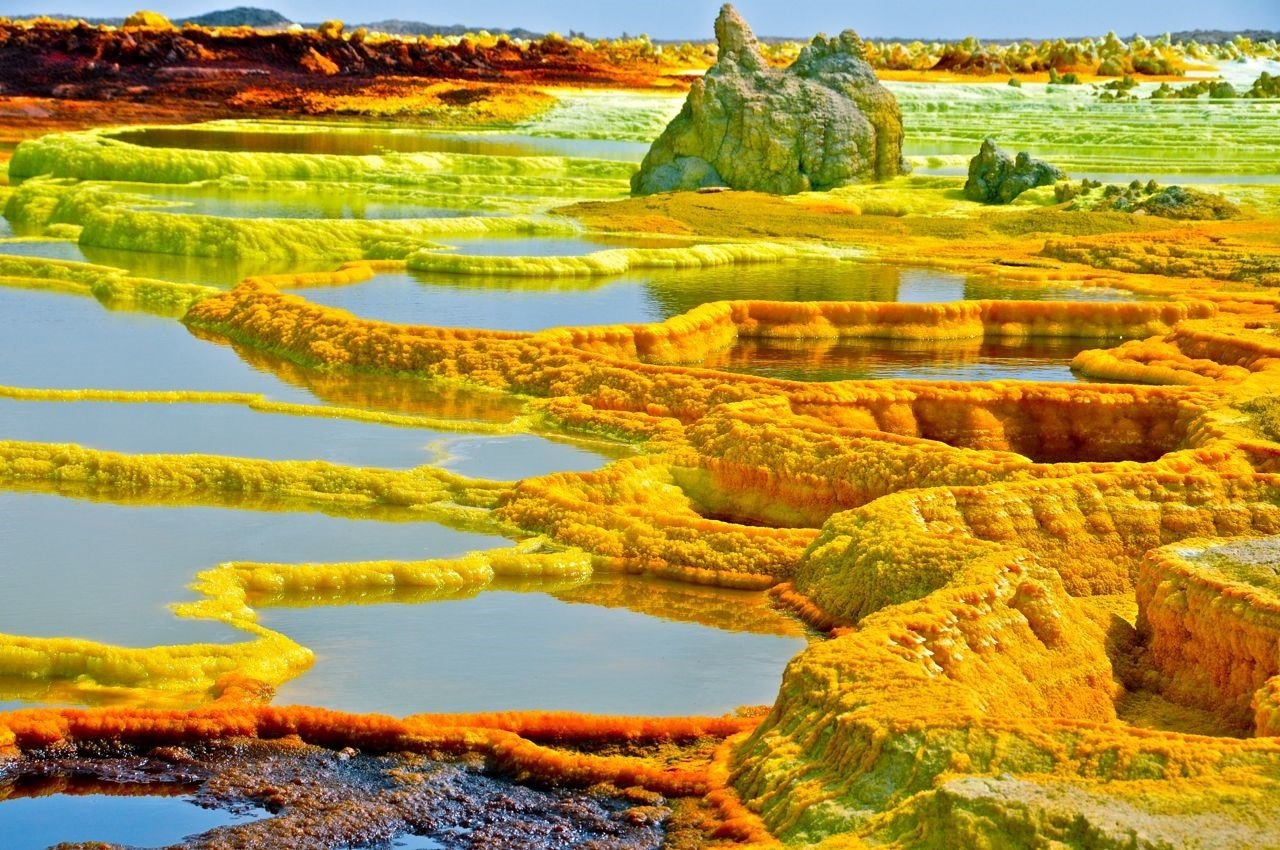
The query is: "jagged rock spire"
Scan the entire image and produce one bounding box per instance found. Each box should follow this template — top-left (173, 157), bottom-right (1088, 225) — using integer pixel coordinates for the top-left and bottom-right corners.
top-left (632, 5), bottom-right (906, 195)
top-left (714, 4), bottom-right (765, 69)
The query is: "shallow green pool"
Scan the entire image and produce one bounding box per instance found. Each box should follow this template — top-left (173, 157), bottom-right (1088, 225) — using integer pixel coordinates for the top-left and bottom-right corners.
top-left (110, 124), bottom-right (651, 161)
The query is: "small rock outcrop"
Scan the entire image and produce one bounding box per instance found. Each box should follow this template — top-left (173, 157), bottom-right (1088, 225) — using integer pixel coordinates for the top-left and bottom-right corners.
top-left (963, 138), bottom-right (1065, 204)
top-left (631, 4), bottom-right (907, 196)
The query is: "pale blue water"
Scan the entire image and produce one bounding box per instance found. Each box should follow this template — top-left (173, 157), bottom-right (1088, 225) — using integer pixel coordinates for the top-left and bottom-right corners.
top-left (264, 583), bottom-right (808, 716)
top-left (438, 433), bottom-right (629, 480)
top-left (0, 239), bottom-right (88, 263)
top-left (298, 272), bottom-right (662, 331)
top-left (0, 287), bottom-right (318, 399)
top-left (0, 288), bottom-right (525, 421)
top-left (0, 491), bottom-right (503, 649)
top-left (0, 793), bottom-right (267, 850)
top-left (0, 399), bottom-right (615, 477)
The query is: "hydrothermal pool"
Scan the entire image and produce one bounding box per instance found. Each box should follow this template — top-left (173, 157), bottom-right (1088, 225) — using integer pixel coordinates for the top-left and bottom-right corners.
top-left (700, 337), bottom-right (1103, 383)
top-left (295, 272), bottom-right (663, 331)
top-left (0, 398), bottom-right (617, 476)
top-left (0, 793), bottom-right (267, 850)
top-left (262, 579), bottom-right (809, 716)
top-left (0, 235), bottom-right (336, 288)
top-left (0, 287), bottom-right (315, 398)
top-left (0, 287), bottom-right (524, 422)
top-left (121, 183), bottom-right (486, 220)
top-left (110, 124), bottom-right (651, 161)
top-left (293, 264), bottom-right (1142, 333)
top-left (0, 490), bottom-right (502, 649)
top-left (0, 238), bottom-right (87, 263)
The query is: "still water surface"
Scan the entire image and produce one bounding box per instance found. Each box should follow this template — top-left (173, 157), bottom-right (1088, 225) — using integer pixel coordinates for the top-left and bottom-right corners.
top-left (296, 264), bottom-right (1142, 333)
top-left (0, 490), bottom-right (502, 648)
top-left (264, 577), bottom-right (809, 716)
top-left (0, 398), bottom-right (615, 477)
top-left (111, 125), bottom-right (649, 161)
top-left (0, 793), bottom-right (267, 850)
top-left (702, 337), bottom-right (1099, 383)
top-left (0, 288), bottom-right (525, 422)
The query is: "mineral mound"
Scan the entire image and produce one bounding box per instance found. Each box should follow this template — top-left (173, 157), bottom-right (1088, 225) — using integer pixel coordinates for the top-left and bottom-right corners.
top-left (630, 4), bottom-right (907, 196)
top-left (964, 137), bottom-right (1065, 203)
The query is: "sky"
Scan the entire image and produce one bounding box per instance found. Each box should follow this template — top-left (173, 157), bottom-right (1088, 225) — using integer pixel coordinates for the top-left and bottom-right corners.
top-left (2, 0), bottom-right (1278, 40)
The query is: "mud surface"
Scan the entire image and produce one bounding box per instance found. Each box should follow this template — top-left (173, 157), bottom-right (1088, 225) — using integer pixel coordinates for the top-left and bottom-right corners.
top-left (0, 737), bottom-right (669, 849)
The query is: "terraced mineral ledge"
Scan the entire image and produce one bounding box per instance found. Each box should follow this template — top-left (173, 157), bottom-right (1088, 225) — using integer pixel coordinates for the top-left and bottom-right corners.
top-left (2, 3), bottom-right (1280, 848)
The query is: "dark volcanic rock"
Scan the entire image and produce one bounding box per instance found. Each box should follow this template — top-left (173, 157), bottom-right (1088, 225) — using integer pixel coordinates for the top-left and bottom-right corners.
top-left (2, 738), bottom-right (669, 849)
top-left (964, 138), bottom-right (1065, 204)
top-left (631, 4), bottom-right (907, 196)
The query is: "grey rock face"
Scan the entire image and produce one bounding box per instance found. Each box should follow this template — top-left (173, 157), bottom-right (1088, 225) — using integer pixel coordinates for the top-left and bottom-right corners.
top-left (630, 4), bottom-right (907, 196)
top-left (963, 138), bottom-right (1066, 204)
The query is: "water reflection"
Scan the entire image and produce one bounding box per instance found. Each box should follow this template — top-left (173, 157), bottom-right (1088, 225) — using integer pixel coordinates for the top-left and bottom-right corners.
top-left (207, 333), bottom-right (530, 421)
top-left (297, 271), bottom-right (662, 331)
top-left (0, 490), bottom-right (502, 648)
top-left (0, 288), bottom-right (533, 425)
top-left (110, 125), bottom-right (648, 161)
top-left (0, 238), bottom-right (89, 263)
top-left (122, 183), bottom-right (487, 221)
top-left (701, 337), bottom-right (1098, 383)
top-left (0, 287), bottom-right (315, 398)
top-left (0, 398), bottom-right (617, 476)
top-left (262, 574), bottom-right (809, 716)
top-left (0, 790), bottom-right (266, 850)
top-left (82, 243), bottom-right (339, 288)
top-left (295, 262), bottom-right (1142, 333)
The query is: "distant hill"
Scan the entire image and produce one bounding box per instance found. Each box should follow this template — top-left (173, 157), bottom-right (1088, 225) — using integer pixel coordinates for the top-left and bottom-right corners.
top-left (179, 6), bottom-right (291, 28)
top-left (5, 10), bottom-right (1277, 45)
top-left (1167, 30), bottom-right (1280, 44)
top-left (2, 7), bottom-right (293, 27)
top-left (7, 7), bottom-right (545, 38)
top-left (351, 19), bottom-right (544, 40)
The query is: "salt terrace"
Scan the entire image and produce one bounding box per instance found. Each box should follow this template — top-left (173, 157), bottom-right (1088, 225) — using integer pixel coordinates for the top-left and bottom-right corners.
top-left (0, 6), bottom-right (1280, 849)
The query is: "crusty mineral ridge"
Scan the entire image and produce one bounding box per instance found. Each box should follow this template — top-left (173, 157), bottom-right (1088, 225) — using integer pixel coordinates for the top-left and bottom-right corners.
top-left (1137, 537), bottom-right (1280, 734)
top-left (630, 4), bottom-right (907, 195)
top-left (964, 137), bottom-right (1066, 203)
